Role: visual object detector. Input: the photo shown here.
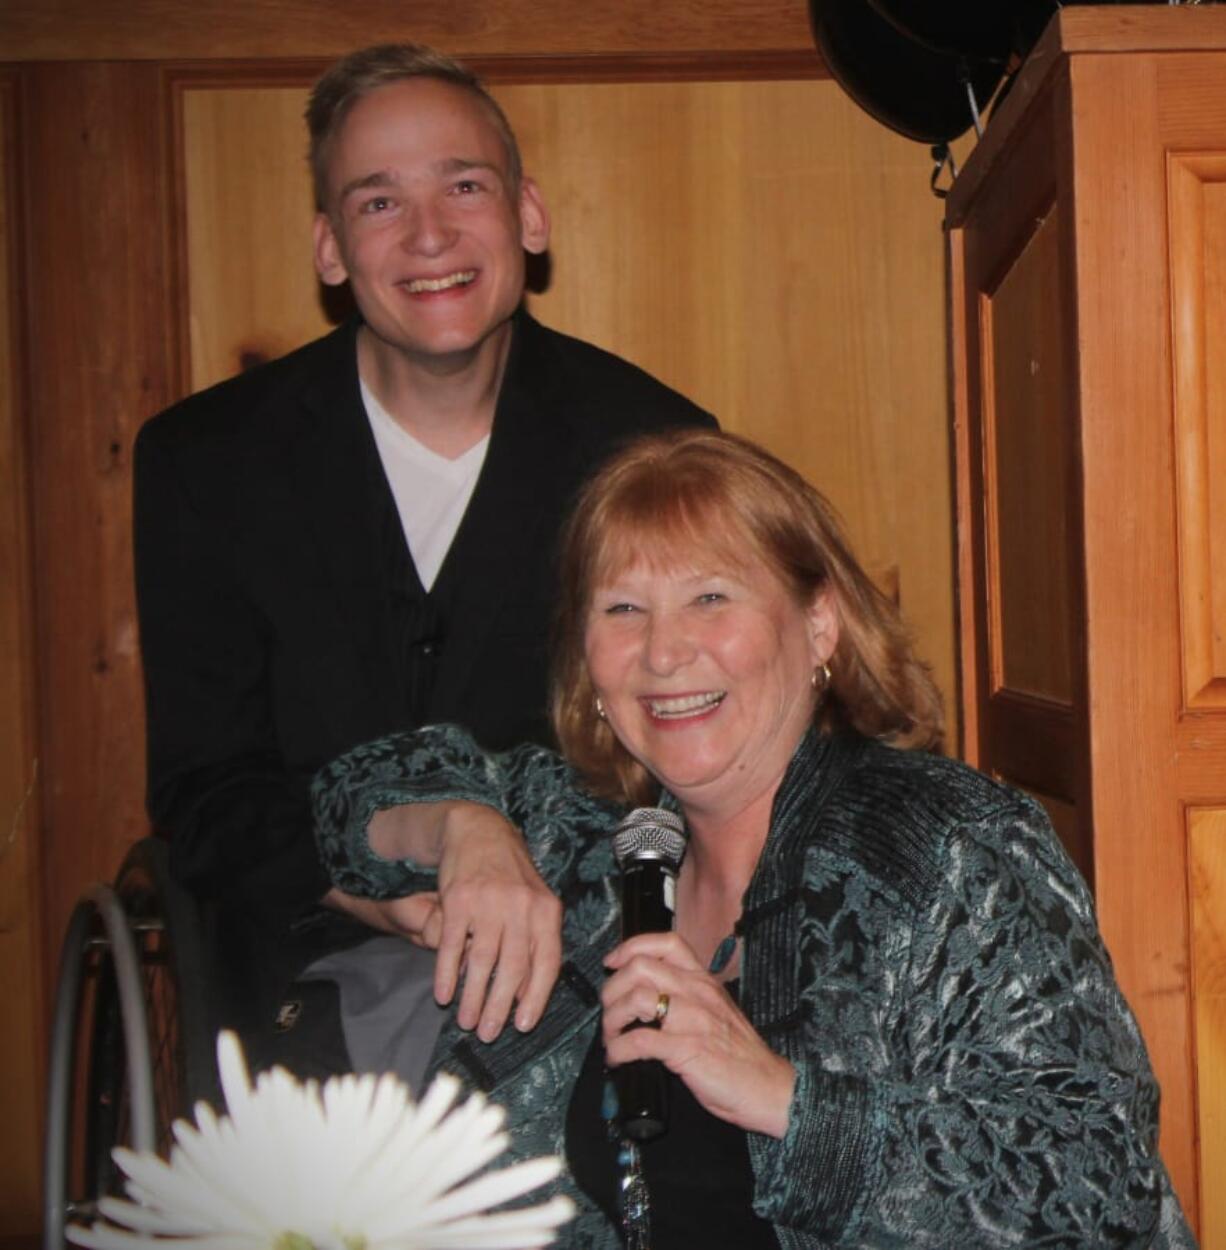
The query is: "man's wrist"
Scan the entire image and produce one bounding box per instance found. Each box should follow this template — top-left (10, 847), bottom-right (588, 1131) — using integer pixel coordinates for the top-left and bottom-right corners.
top-left (368, 798), bottom-right (503, 863)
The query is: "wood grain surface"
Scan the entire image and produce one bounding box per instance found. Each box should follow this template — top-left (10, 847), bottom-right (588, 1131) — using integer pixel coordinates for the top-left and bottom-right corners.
top-left (1168, 152), bottom-right (1226, 710)
top-left (19, 63), bottom-right (179, 1099)
top-left (1, 0), bottom-right (820, 62)
top-left (0, 71), bottom-right (44, 1232)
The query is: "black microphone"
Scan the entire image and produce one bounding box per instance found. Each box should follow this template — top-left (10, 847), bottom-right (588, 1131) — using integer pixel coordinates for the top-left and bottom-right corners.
top-left (611, 806), bottom-right (687, 1142)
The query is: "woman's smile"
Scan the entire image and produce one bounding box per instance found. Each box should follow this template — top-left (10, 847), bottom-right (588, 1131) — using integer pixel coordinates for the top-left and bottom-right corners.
top-left (642, 690), bottom-right (727, 721)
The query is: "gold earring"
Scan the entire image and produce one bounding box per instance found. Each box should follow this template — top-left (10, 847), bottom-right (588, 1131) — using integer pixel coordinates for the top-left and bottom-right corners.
top-left (811, 663), bottom-right (832, 692)
top-left (595, 697), bottom-right (607, 721)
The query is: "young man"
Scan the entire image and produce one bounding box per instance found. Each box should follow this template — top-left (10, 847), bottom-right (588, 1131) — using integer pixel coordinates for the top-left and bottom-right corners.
top-left (135, 45), bottom-right (713, 1080)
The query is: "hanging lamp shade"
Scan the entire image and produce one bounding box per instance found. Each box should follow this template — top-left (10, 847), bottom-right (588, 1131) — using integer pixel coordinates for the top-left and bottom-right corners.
top-left (866, 0), bottom-right (1016, 59)
top-left (811, 2), bottom-right (1156, 145)
top-left (809, 0), bottom-right (1007, 143)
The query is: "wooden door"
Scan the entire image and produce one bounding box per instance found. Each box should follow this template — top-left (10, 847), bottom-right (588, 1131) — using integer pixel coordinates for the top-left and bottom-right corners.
top-left (947, 9), bottom-right (1226, 1237)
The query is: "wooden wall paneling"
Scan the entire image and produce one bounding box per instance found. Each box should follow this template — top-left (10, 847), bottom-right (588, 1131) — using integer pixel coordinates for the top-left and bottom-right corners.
top-left (512, 82), bottom-right (732, 414)
top-left (1190, 806), bottom-right (1226, 1248)
top-left (180, 86), bottom-right (327, 388)
top-left (0, 0), bottom-right (819, 63)
top-left (181, 75), bottom-right (959, 729)
top-left (1069, 50), bottom-right (1194, 1215)
top-left (0, 69), bottom-right (44, 1237)
top-left (21, 62), bottom-right (179, 1014)
top-left (520, 69), bottom-right (971, 703)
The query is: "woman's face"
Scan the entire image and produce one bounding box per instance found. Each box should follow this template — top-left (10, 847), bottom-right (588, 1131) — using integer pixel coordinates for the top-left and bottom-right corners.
top-left (584, 554), bottom-right (837, 820)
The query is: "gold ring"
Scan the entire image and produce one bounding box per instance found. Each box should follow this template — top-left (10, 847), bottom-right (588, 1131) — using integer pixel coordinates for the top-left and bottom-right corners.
top-left (653, 992), bottom-right (670, 1025)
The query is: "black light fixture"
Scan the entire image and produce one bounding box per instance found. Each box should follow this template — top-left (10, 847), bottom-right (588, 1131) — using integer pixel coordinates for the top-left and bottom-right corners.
top-left (810, 0), bottom-right (1008, 144)
top-left (868, 1), bottom-right (1018, 61)
top-left (810, 1), bottom-right (1150, 145)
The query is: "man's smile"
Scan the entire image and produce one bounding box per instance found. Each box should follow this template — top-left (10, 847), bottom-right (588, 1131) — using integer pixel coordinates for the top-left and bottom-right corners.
top-left (403, 269), bottom-right (477, 294)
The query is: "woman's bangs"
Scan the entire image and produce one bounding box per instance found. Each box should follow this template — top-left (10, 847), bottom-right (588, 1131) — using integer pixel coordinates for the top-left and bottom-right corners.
top-left (588, 489), bottom-right (762, 589)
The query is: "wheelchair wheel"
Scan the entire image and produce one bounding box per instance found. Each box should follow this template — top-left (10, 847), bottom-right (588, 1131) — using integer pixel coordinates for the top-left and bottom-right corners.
top-left (112, 838), bottom-right (217, 1138)
top-left (80, 950), bottom-right (129, 1201)
top-left (43, 838), bottom-right (217, 1250)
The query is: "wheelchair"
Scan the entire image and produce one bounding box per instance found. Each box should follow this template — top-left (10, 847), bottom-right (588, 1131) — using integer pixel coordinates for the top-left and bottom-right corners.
top-left (42, 837), bottom-right (218, 1250)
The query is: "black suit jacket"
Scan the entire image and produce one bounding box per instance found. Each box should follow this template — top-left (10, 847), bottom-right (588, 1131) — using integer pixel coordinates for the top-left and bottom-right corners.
top-left (134, 310), bottom-right (713, 1052)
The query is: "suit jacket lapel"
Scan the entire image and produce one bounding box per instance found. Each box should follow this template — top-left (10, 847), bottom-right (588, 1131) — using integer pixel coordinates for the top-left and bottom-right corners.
top-left (427, 314), bottom-right (572, 718)
top-left (287, 320), bottom-right (404, 723)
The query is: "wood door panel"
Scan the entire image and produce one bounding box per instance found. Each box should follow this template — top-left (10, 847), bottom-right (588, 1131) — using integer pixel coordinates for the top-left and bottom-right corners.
top-left (981, 203), bottom-right (1075, 707)
top-left (181, 77), bottom-right (960, 725)
top-left (951, 68), bottom-right (1088, 823)
top-left (1169, 151), bottom-right (1226, 709)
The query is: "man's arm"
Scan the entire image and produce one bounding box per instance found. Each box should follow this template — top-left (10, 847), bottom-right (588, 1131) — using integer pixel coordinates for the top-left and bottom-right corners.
top-left (135, 420), bottom-right (329, 924)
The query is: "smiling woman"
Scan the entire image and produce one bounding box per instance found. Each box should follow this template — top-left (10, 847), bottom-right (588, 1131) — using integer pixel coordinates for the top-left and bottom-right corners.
top-left (312, 428), bottom-right (1195, 1250)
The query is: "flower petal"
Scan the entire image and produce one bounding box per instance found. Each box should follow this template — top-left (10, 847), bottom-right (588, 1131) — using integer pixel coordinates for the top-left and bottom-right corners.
top-left (75, 1032), bottom-right (573, 1250)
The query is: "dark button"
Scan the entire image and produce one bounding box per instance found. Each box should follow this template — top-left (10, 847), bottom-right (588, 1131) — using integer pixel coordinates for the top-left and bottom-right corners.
top-left (414, 638), bottom-right (444, 659)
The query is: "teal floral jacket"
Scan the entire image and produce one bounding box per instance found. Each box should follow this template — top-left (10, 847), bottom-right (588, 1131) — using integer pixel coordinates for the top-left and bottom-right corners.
top-left (312, 725), bottom-right (1195, 1249)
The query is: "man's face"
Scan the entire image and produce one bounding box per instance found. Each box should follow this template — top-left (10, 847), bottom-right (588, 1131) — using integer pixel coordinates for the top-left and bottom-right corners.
top-left (313, 78), bottom-right (549, 371)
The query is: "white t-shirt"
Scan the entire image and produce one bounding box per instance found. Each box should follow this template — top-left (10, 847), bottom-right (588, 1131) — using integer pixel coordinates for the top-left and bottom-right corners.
top-left (360, 380), bottom-right (490, 591)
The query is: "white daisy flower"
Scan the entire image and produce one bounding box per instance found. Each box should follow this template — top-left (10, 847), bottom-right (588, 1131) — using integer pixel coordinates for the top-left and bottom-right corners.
top-left (66, 1031), bottom-right (574, 1250)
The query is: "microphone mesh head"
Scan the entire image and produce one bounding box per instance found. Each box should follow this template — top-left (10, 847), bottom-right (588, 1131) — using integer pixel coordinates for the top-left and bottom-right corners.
top-left (612, 807), bottom-right (686, 869)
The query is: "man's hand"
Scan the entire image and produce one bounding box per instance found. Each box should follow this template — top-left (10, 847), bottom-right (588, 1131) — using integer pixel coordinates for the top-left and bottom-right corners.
top-left (321, 887), bottom-right (445, 944)
top-left (324, 801), bottom-right (562, 1041)
top-left (431, 805), bottom-right (563, 1040)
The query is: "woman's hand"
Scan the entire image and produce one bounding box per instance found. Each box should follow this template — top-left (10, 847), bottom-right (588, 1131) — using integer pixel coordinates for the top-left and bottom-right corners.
top-left (601, 932), bottom-right (796, 1138)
